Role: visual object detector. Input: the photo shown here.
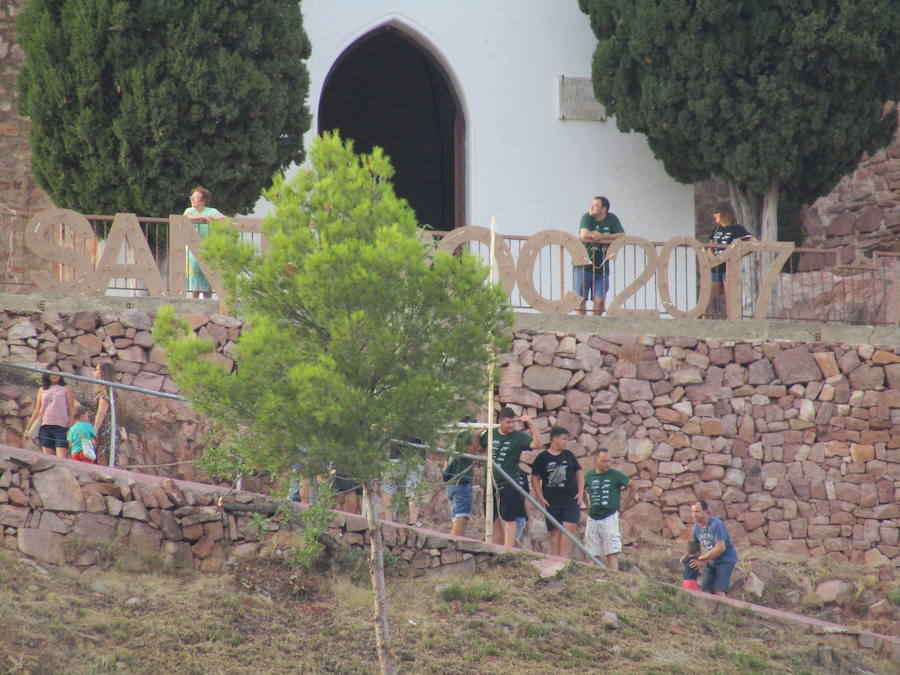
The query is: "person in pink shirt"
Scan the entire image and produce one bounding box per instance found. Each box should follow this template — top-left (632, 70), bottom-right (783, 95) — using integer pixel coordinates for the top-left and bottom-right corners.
top-left (23, 367), bottom-right (75, 457)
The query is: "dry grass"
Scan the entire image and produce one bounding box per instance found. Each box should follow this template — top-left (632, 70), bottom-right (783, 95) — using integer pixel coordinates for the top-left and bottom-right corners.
top-left (0, 546), bottom-right (894, 674)
top-left (621, 533), bottom-right (900, 635)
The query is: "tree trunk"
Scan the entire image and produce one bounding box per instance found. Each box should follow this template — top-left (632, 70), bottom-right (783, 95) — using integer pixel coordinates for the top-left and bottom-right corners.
top-left (362, 483), bottom-right (397, 675)
top-left (760, 180), bottom-right (779, 243)
top-left (727, 179), bottom-right (780, 241)
top-left (728, 181), bottom-right (762, 239)
top-left (727, 180), bottom-right (780, 318)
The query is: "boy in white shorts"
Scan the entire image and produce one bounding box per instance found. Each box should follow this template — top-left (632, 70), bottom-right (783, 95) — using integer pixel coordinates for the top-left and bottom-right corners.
top-left (583, 448), bottom-right (631, 570)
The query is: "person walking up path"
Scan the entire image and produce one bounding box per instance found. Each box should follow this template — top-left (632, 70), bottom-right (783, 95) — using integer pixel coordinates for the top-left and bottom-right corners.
top-left (583, 448), bottom-right (631, 570)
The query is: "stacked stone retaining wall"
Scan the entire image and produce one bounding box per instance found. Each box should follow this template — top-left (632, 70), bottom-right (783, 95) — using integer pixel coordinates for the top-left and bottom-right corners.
top-left (0, 443), bottom-right (897, 662)
top-left (0, 445), bottom-right (487, 578)
top-left (1, 305), bottom-right (899, 564)
top-left (497, 328), bottom-right (900, 565)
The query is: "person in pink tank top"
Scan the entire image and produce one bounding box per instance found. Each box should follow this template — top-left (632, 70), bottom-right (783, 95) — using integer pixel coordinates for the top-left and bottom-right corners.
top-left (23, 367), bottom-right (75, 458)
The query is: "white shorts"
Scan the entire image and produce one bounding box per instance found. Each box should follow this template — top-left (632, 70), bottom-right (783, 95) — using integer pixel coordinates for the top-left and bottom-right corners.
top-left (585, 512), bottom-right (622, 557)
top-left (382, 459), bottom-right (424, 498)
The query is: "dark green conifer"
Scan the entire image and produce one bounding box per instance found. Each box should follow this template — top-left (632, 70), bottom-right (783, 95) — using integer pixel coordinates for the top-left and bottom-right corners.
top-left (579, 0), bottom-right (899, 238)
top-left (17, 0), bottom-right (310, 217)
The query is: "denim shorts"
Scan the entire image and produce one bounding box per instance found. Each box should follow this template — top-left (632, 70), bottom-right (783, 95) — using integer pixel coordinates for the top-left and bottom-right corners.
top-left (711, 265), bottom-right (726, 283)
top-left (700, 561), bottom-right (735, 594)
top-left (446, 482), bottom-right (473, 519)
top-left (38, 424), bottom-right (68, 450)
top-left (573, 265), bottom-right (610, 301)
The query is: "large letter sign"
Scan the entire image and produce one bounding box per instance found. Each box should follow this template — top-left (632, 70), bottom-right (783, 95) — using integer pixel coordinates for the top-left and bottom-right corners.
top-left (20, 208), bottom-right (800, 319)
top-left (24, 209), bottom-right (97, 293)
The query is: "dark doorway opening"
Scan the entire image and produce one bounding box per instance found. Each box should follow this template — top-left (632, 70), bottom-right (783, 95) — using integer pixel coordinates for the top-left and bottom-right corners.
top-left (318, 26), bottom-right (464, 230)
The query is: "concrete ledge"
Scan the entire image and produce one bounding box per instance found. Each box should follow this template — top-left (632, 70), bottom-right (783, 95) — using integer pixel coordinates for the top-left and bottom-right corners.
top-left (514, 313), bottom-right (900, 346)
top-left (3, 295), bottom-right (895, 346)
top-left (0, 293), bottom-right (219, 314)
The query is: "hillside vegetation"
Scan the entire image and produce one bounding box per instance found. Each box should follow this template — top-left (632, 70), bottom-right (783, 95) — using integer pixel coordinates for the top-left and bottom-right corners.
top-left (0, 544), bottom-right (894, 674)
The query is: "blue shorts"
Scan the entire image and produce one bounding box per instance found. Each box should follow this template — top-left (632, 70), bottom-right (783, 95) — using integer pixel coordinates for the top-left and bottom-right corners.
top-left (546, 503), bottom-right (580, 531)
top-left (573, 265), bottom-right (610, 301)
top-left (700, 561), bottom-right (735, 594)
top-left (711, 266), bottom-right (726, 283)
top-left (446, 482), bottom-right (473, 519)
top-left (516, 516), bottom-right (527, 540)
top-left (39, 424), bottom-right (68, 450)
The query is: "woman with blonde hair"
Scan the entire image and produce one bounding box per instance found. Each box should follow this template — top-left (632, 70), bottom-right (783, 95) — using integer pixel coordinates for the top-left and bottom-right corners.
top-left (92, 362), bottom-right (118, 466)
top-left (183, 185), bottom-right (226, 299)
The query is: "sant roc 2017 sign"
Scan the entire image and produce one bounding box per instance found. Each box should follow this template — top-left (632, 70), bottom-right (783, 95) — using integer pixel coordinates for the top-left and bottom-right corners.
top-left (22, 209), bottom-right (802, 320)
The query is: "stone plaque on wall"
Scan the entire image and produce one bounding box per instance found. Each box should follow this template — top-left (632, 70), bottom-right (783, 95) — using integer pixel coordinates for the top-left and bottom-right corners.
top-left (558, 76), bottom-right (606, 121)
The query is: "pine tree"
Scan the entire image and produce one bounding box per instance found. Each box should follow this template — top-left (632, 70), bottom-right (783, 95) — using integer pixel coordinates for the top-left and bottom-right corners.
top-left (17, 0), bottom-right (310, 217)
top-left (578, 0), bottom-right (899, 239)
top-left (154, 132), bottom-right (513, 673)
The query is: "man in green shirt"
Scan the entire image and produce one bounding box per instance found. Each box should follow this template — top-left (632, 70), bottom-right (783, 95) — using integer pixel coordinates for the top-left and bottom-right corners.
top-left (574, 196), bottom-right (625, 316)
top-left (480, 407), bottom-right (541, 547)
top-left (583, 448), bottom-right (632, 570)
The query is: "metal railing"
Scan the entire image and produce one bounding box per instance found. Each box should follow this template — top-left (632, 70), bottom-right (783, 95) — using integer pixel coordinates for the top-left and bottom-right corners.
top-left (397, 435), bottom-right (606, 567)
top-left (0, 361), bottom-right (184, 467)
top-left (433, 230), bottom-right (899, 325)
top-left (2, 209), bottom-right (897, 325)
top-left (0, 210), bottom-right (265, 297)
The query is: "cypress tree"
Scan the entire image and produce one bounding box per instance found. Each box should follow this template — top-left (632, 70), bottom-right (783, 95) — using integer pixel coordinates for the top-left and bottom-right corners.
top-left (17, 0), bottom-right (310, 217)
top-left (578, 0), bottom-right (899, 239)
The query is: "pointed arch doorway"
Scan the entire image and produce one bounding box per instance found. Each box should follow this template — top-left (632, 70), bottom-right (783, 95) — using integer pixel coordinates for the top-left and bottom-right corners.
top-left (318, 25), bottom-right (465, 230)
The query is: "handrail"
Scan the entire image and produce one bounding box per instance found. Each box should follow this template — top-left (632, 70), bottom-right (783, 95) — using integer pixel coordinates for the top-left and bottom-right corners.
top-left (402, 437), bottom-right (606, 567)
top-left (0, 361), bottom-right (185, 467)
top-left (2, 208), bottom-right (897, 324)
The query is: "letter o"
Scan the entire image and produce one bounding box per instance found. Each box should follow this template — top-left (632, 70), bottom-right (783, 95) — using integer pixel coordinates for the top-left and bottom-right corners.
top-left (437, 226), bottom-right (516, 296)
top-left (516, 230), bottom-right (589, 314)
top-left (657, 236), bottom-right (711, 319)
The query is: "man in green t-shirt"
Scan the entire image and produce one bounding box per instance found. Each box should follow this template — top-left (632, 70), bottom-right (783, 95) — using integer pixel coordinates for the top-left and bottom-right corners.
top-left (574, 196), bottom-right (625, 316)
top-left (480, 407), bottom-right (541, 547)
top-left (583, 448), bottom-right (632, 570)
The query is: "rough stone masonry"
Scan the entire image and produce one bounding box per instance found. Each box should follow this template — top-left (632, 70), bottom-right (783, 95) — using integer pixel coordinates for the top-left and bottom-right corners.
top-left (0, 306), bottom-right (898, 564)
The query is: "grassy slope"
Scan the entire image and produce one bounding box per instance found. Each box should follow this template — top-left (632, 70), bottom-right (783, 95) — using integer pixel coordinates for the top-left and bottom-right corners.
top-left (0, 547), bottom-right (894, 675)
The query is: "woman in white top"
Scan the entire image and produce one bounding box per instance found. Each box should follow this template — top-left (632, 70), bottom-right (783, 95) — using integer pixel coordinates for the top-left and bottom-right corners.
top-left (24, 367), bottom-right (75, 457)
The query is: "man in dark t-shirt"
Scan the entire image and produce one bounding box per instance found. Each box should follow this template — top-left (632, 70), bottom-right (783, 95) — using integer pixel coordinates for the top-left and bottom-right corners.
top-left (690, 500), bottom-right (739, 595)
top-left (443, 428), bottom-right (477, 537)
top-left (531, 426), bottom-right (583, 558)
top-left (704, 203), bottom-right (756, 318)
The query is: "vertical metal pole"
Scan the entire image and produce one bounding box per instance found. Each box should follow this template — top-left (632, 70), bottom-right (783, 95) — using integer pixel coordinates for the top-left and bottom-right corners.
top-left (108, 385), bottom-right (117, 467)
top-left (887, 262), bottom-right (900, 325)
top-left (485, 216), bottom-right (497, 544)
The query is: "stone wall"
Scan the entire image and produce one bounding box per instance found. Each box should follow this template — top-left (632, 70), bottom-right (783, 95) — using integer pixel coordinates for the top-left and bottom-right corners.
top-left (3, 447), bottom-right (898, 661)
top-left (497, 329), bottom-right (900, 565)
top-left (1, 305), bottom-right (899, 564)
top-left (801, 112), bottom-right (900, 261)
top-left (0, 306), bottom-right (224, 482)
top-left (0, 445), bottom-right (491, 578)
top-left (693, 113), bottom-right (900, 261)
